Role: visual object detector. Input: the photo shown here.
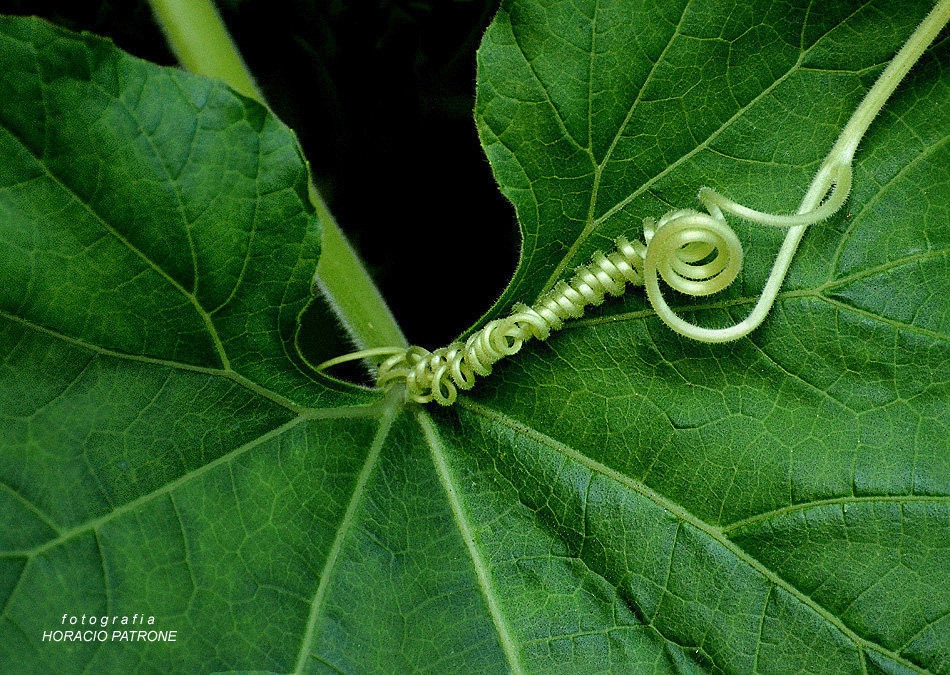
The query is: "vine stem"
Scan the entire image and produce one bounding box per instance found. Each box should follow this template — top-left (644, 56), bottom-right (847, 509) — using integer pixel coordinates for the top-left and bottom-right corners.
top-left (147, 0), bottom-right (407, 352)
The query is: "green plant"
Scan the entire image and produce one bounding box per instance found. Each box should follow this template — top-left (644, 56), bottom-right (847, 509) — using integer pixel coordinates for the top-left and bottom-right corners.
top-left (0, 1), bottom-right (948, 673)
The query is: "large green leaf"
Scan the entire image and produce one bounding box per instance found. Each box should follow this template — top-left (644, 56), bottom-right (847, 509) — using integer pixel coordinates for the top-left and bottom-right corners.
top-left (1, 1), bottom-right (948, 673)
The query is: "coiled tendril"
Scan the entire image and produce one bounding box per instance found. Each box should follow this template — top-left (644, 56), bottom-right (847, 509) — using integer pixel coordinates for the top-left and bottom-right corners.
top-left (318, 0), bottom-right (949, 406)
top-left (364, 164), bottom-right (850, 405)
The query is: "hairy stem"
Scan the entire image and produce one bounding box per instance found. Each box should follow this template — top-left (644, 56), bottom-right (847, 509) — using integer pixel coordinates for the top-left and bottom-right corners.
top-left (147, 0), bottom-right (407, 352)
top-left (830, 0), bottom-right (950, 165)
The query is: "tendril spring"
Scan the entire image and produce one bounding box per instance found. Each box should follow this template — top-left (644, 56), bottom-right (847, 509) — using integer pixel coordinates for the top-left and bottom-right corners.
top-left (322, 165), bottom-right (850, 405)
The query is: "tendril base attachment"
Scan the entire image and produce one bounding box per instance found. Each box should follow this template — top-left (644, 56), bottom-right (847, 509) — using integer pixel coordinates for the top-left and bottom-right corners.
top-left (377, 235), bottom-right (649, 405)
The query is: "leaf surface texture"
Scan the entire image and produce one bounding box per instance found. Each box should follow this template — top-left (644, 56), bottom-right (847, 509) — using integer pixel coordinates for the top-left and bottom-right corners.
top-left (0, 3), bottom-right (948, 672)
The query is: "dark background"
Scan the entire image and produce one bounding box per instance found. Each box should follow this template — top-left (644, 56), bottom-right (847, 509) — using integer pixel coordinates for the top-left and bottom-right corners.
top-left (0, 0), bottom-right (520, 359)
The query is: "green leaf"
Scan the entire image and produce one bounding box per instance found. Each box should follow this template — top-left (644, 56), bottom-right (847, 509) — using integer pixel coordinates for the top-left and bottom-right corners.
top-left (466, 0), bottom-right (950, 670)
top-left (0, 15), bottom-right (379, 671)
top-left (1, 1), bottom-right (948, 673)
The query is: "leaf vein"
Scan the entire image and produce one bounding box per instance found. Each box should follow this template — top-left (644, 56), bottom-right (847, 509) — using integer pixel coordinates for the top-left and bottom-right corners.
top-left (721, 494), bottom-right (950, 535)
top-left (828, 132), bottom-right (950, 281)
top-left (507, 13), bottom-right (587, 152)
top-left (458, 398), bottom-right (923, 671)
top-left (416, 409), bottom-right (525, 675)
top-left (9, 414), bottom-right (351, 559)
top-left (0, 121), bottom-right (229, 367)
top-left (291, 396), bottom-right (399, 674)
top-left (537, 0), bottom-right (691, 295)
top-left (0, 482), bottom-right (60, 536)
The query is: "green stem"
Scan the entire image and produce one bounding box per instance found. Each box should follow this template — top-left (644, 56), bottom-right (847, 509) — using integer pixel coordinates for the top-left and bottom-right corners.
top-left (830, 0), bottom-right (950, 165)
top-left (147, 0), bottom-right (260, 101)
top-left (147, 0), bottom-right (407, 352)
top-left (306, 184), bottom-right (407, 350)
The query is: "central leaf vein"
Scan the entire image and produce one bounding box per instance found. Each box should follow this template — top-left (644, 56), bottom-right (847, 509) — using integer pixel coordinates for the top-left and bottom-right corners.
top-left (416, 409), bottom-right (525, 675)
top-left (292, 396), bottom-right (399, 674)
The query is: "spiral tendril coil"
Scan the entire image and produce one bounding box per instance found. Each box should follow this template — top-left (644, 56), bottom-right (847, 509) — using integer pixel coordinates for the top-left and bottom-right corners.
top-left (319, 163), bottom-right (850, 405)
top-left (376, 235), bottom-right (648, 405)
top-left (372, 181), bottom-right (783, 405)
